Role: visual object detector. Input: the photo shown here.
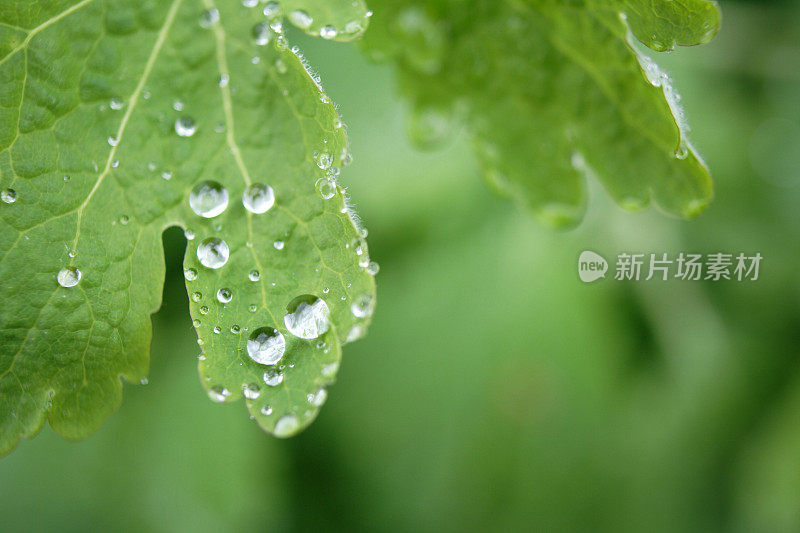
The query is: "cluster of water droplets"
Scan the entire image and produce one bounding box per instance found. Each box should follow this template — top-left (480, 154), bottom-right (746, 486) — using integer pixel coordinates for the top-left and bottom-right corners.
top-left (242, 0), bottom-right (372, 42)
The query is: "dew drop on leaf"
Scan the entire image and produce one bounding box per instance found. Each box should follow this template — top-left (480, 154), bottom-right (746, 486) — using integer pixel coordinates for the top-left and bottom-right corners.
top-left (1, 188), bottom-right (16, 204)
top-left (197, 238), bottom-right (229, 269)
top-left (253, 22), bottom-right (276, 45)
top-left (351, 294), bottom-right (374, 318)
top-left (199, 8), bottom-right (219, 29)
top-left (289, 10), bottom-right (313, 29)
top-left (274, 414), bottom-right (299, 437)
top-left (284, 296), bottom-right (330, 339)
top-left (184, 268), bottom-right (198, 281)
top-left (216, 287), bottom-right (233, 303)
top-left (243, 384), bottom-right (261, 400)
top-left (249, 270), bottom-right (260, 282)
top-left (189, 181), bottom-right (229, 218)
top-left (319, 26), bottom-right (337, 40)
top-left (242, 183), bottom-right (275, 214)
top-left (315, 178), bottom-right (336, 200)
top-left (273, 240), bottom-right (284, 250)
top-left (307, 388), bottom-right (327, 406)
top-left (57, 267), bottom-right (81, 288)
top-left (247, 327), bottom-right (286, 365)
top-left (174, 117), bottom-right (197, 137)
top-left (207, 386), bottom-right (230, 403)
top-left (263, 368), bottom-right (284, 387)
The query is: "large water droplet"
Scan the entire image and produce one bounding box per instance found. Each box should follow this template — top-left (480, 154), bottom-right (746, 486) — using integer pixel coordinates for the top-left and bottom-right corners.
top-left (247, 327), bottom-right (286, 365)
top-left (242, 183), bottom-right (275, 214)
top-left (284, 296), bottom-right (330, 339)
top-left (57, 267), bottom-right (81, 288)
top-left (274, 414), bottom-right (299, 437)
top-left (197, 238), bottom-right (229, 269)
top-left (1, 189), bottom-right (16, 204)
top-left (189, 181), bottom-right (229, 218)
top-left (263, 368), bottom-right (284, 387)
top-left (175, 117), bottom-right (197, 137)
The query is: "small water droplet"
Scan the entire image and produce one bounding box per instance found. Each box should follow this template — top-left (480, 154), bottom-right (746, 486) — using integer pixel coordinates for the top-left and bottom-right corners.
top-left (107, 136), bottom-right (119, 146)
top-left (263, 1), bottom-right (279, 18)
top-left (243, 383), bottom-right (261, 399)
top-left (184, 268), bottom-right (198, 281)
top-left (200, 306), bottom-right (209, 315)
top-left (192, 291), bottom-right (202, 302)
top-left (184, 229), bottom-right (195, 240)
top-left (197, 238), bottom-right (229, 269)
top-left (366, 261), bottom-right (380, 276)
top-left (1, 189), bottom-right (17, 204)
top-left (218, 73), bottom-right (229, 87)
top-left (193, 319), bottom-right (201, 327)
top-left (120, 215), bottom-right (129, 225)
top-left (189, 181), bottom-right (229, 218)
top-left (273, 240), bottom-right (284, 250)
top-left (57, 267), bottom-right (81, 288)
top-left (110, 97), bottom-right (123, 110)
top-left (351, 294), bottom-right (374, 318)
top-left (140, 377), bottom-right (149, 385)
top-left (249, 270), bottom-right (261, 282)
top-left (315, 151), bottom-right (332, 170)
top-left (249, 304), bottom-right (258, 313)
top-left (216, 287), bottom-right (233, 303)
top-left (315, 178), bottom-right (336, 200)
top-left (199, 8), bottom-right (219, 28)
top-left (260, 405), bottom-right (273, 416)
top-left (242, 183), bottom-right (275, 214)
top-left (247, 327), bottom-right (286, 365)
top-left (173, 99), bottom-right (184, 111)
top-left (175, 117), bottom-right (197, 137)
top-left (284, 296), bottom-right (330, 339)
top-left (263, 368), bottom-right (284, 387)
top-left (307, 388), bottom-right (327, 406)
top-left (161, 170), bottom-right (173, 180)
top-left (319, 25), bottom-right (337, 40)
top-left (213, 326), bottom-right (221, 334)
top-left (208, 386), bottom-right (230, 403)
top-left (231, 324), bottom-right (240, 334)
top-left (273, 414), bottom-right (299, 437)
top-left (289, 10), bottom-right (313, 29)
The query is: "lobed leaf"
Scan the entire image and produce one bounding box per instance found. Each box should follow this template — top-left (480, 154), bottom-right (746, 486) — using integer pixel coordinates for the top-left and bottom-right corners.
top-left (0, 0), bottom-right (375, 456)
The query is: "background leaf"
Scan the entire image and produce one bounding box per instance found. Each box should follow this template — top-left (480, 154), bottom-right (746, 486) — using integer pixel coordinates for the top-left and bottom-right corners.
top-left (361, 0), bottom-right (721, 226)
top-left (0, 0), bottom-right (375, 456)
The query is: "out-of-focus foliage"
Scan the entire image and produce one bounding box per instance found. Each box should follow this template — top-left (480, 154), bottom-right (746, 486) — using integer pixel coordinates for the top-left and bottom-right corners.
top-left (361, 0), bottom-right (719, 225)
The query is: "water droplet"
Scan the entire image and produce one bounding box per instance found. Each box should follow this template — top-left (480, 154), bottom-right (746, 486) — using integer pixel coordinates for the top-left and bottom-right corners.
top-left (253, 22), bottom-right (276, 45)
top-left (249, 270), bottom-right (261, 282)
top-left (107, 135), bottom-right (119, 146)
top-left (263, 368), bottom-right (284, 387)
top-left (200, 306), bottom-right (209, 315)
top-left (1, 189), bottom-right (17, 204)
top-left (218, 73), bottom-right (229, 87)
top-left (289, 10), bottom-right (313, 29)
top-left (351, 294), bottom-right (374, 318)
top-left (184, 229), bottom-right (195, 240)
top-left (189, 181), bottom-right (229, 218)
top-left (274, 414), bottom-right (299, 437)
top-left (675, 142), bottom-right (689, 160)
top-left (184, 268), bottom-right (198, 281)
top-left (208, 386), bottom-right (230, 403)
top-left (319, 26), bottom-right (337, 40)
top-left (192, 291), bottom-right (202, 302)
top-left (199, 8), bottom-right (219, 28)
top-left (243, 383), bottom-right (261, 399)
top-left (161, 170), bottom-right (173, 180)
top-left (242, 0), bottom-right (258, 7)
top-left (119, 215), bottom-right (129, 225)
top-left (273, 240), bottom-right (284, 250)
top-left (216, 287), bottom-right (233, 303)
top-left (110, 97), bottom-right (123, 110)
top-left (140, 377), bottom-right (149, 385)
top-left (231, 324), bottom-right (240, 334)
top-left (247, 327), bottom-right (286, 365)
top-left (366, 261), bottom-right (380, 276)
top-left (307, 388), bottom-right (327, 406)
top-left (197, 238), bottom-right (229, 269)
top-left (173, 99), bottom-right (184, 111)
top-left (261, 405), bottom-right (273, 416)
top-left (322, 362), bottom-right (339, 378)
top-left (57, 267), bottom-right (81, 288)
top-left (315, 151), bottom-right (332, 170)
top-left (175, 117), bottom-right (197, 137)
top-left (284, 296), bottom-right (330, 339)
top-left (193, 319), bottom-right (201, 327)
top-left (315, 178), bottom-right (336, 200)
top-left (111, 160), bottom-right (120, 168)
top-left (249, 304), bottom-right (258, 313)
top-left (242, 183), bottom-right (275, 214)
top-left (213, 326), bottom-right (221, 334)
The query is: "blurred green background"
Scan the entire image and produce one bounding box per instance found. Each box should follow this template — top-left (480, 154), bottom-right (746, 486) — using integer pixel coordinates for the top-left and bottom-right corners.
top-left (2, 1), bottom-right (800, 531)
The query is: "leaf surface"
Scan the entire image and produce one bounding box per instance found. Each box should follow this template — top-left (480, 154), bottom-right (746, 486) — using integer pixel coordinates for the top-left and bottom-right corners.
top-left (361, 0), bottom-right (721, 225)
top-left (0, 0), bottom-right (375, 455)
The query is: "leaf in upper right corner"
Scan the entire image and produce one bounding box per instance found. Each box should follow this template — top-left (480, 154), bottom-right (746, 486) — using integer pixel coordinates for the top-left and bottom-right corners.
top-left (361, 0), bottom-right (721, 226)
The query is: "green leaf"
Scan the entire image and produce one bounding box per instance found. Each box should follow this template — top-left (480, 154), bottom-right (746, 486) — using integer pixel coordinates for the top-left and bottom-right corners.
top-left (0, 0), bottom-right (376, 456)
top-left (361, 0), bottom-right (721, 226)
